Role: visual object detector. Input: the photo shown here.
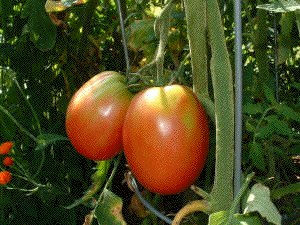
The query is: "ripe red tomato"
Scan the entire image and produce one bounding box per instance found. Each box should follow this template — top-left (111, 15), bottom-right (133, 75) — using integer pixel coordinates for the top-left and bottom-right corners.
top-left (123, 85), bottom-right (210, 195)
top-left (66, 71), bottom-right (133, 160)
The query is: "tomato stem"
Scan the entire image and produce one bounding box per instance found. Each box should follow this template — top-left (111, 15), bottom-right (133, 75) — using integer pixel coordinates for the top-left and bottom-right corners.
top-left (207, 0), bottom-right (235, 212)
top-left (0, 105), bottom-right (39, 143)
top-left (172, 200), bottom-right (211, 224)
top-left (103, 153), bottom-right (122, 190)
top-left (154, 0), bottom-right (173, 85)
top-left (116, 0), bottom-right (130, 78)
top-left (183, 0), bottom-right (209, 97)
top-left (8, 70), bottom-right (42, 135)
top-left (226, 172), bottom-right (255, 225)
top-left (190, 185), bottom-right (212, 201)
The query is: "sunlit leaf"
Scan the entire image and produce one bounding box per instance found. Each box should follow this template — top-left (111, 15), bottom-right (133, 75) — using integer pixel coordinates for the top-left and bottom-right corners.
top-left (45, 0), bottom-right (88, 12)
top-left (244, 183), bottom-right (282, 225)
top-left (45, 0), bottom-right (68, 12)
top-left (92, 160), bottom-right (110, 183)
top-left (95, 189), bottom-right (126, 225)
top-left (257, 0), bottom-right (300, 12)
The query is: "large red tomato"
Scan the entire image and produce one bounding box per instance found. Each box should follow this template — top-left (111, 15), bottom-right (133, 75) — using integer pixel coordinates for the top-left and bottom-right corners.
top-left (66, 71), bottom-right (133, 160)
top-left (123, 85), bottom-right (209, 195)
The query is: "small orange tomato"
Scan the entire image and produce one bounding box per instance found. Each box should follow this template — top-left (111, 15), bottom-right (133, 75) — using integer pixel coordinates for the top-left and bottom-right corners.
top-left (0, 171), bottom-right (12, 185)
top-left (3, 157), bottom-right (14, 167)
top-left (0, 142), bottom-right (13, 155)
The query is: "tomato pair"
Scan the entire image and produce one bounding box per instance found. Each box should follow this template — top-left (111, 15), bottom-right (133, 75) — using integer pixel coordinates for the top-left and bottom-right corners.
top-left (66, 71), bottom-right (210, 194)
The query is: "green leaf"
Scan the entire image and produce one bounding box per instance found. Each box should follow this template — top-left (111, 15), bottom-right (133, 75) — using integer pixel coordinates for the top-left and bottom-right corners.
top-left (263, 83), bottom-right (277, 105)
top-left (249, 142), bottom-right (266, 171)
top-left (135, 0), bottom-right (144, 4)
top-left (290, 144), bottom-right (300, 155)
top-left (22, 0), bottom-right (57, 51)
top-left (36, 133), bottom-right (69, 151)
top-left (245, 120), bottom-right (256, 132)
top-left (126, 19), bottom-right (157, 56)
top-left (255, 122), bottom-right (275, 139)
top-left (271, 182), bottom-right (300, 199)
top-left (256, 115), bottom-right (294, 137)
top-left (289, 82), bottom-right (300, 90)
top-left (257, 0), bottom-right (300, 12)
top-left (275, 103), bottom-right (300, 123)
top-left (92, 160), bottom-right (110, 183)
top-left (243, 103), bottom-right (264, 115)
top-left (244, 183), bottom-right (282, 225)
top-left (208, 211), bottom-right (262, 225)
top-left (95, 189), bottom-right (126, 225)
top-left (63, 160), bottom-right (110, 210)
top-left (270, 118), bottom-right (295, 136)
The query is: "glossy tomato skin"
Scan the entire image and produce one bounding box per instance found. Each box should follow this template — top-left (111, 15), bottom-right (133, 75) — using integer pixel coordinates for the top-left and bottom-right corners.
top-left (66, 71), bottom-right (133, 160)
top-left (123, 85), bottom-right (209, 195)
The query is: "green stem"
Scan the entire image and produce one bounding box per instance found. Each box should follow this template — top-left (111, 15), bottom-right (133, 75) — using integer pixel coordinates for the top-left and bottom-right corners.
top-left (190, 185), bottom-right (212, 201)
top-left (154, 0), bottom-right (173, 85)
top-left (9, 74), bottom-right (42, 134)
top-left (14, 161), bottom-right (47, 188)
top-left (183, 0), bottom-right (208, 97)
top-left (31, 150), bottom-right (45, 179)
top-left (207, 0), bottom-right (235, 212)
top-left (170, 53), bottom-right (190, 84)
top-left (10, 172), bottom-right (47, 188)
top-left (226, 172), bottom-right (255, 225)
top-left (103, 153), bottom-right (122, 190)
top-left (0, 105), bottom-right (39, 143)
top-left (89, 154), bottom-right (123, 224)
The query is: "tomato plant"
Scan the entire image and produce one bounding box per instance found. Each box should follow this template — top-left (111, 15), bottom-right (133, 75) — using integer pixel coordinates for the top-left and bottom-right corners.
top-left (123, 85), bottom-right (210, 195)
top-left (66, 71), bottom-right (133, 160)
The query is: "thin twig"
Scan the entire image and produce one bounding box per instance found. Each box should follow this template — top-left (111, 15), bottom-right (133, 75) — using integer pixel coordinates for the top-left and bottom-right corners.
top-left (0, 105), bottom-right (39, 143)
